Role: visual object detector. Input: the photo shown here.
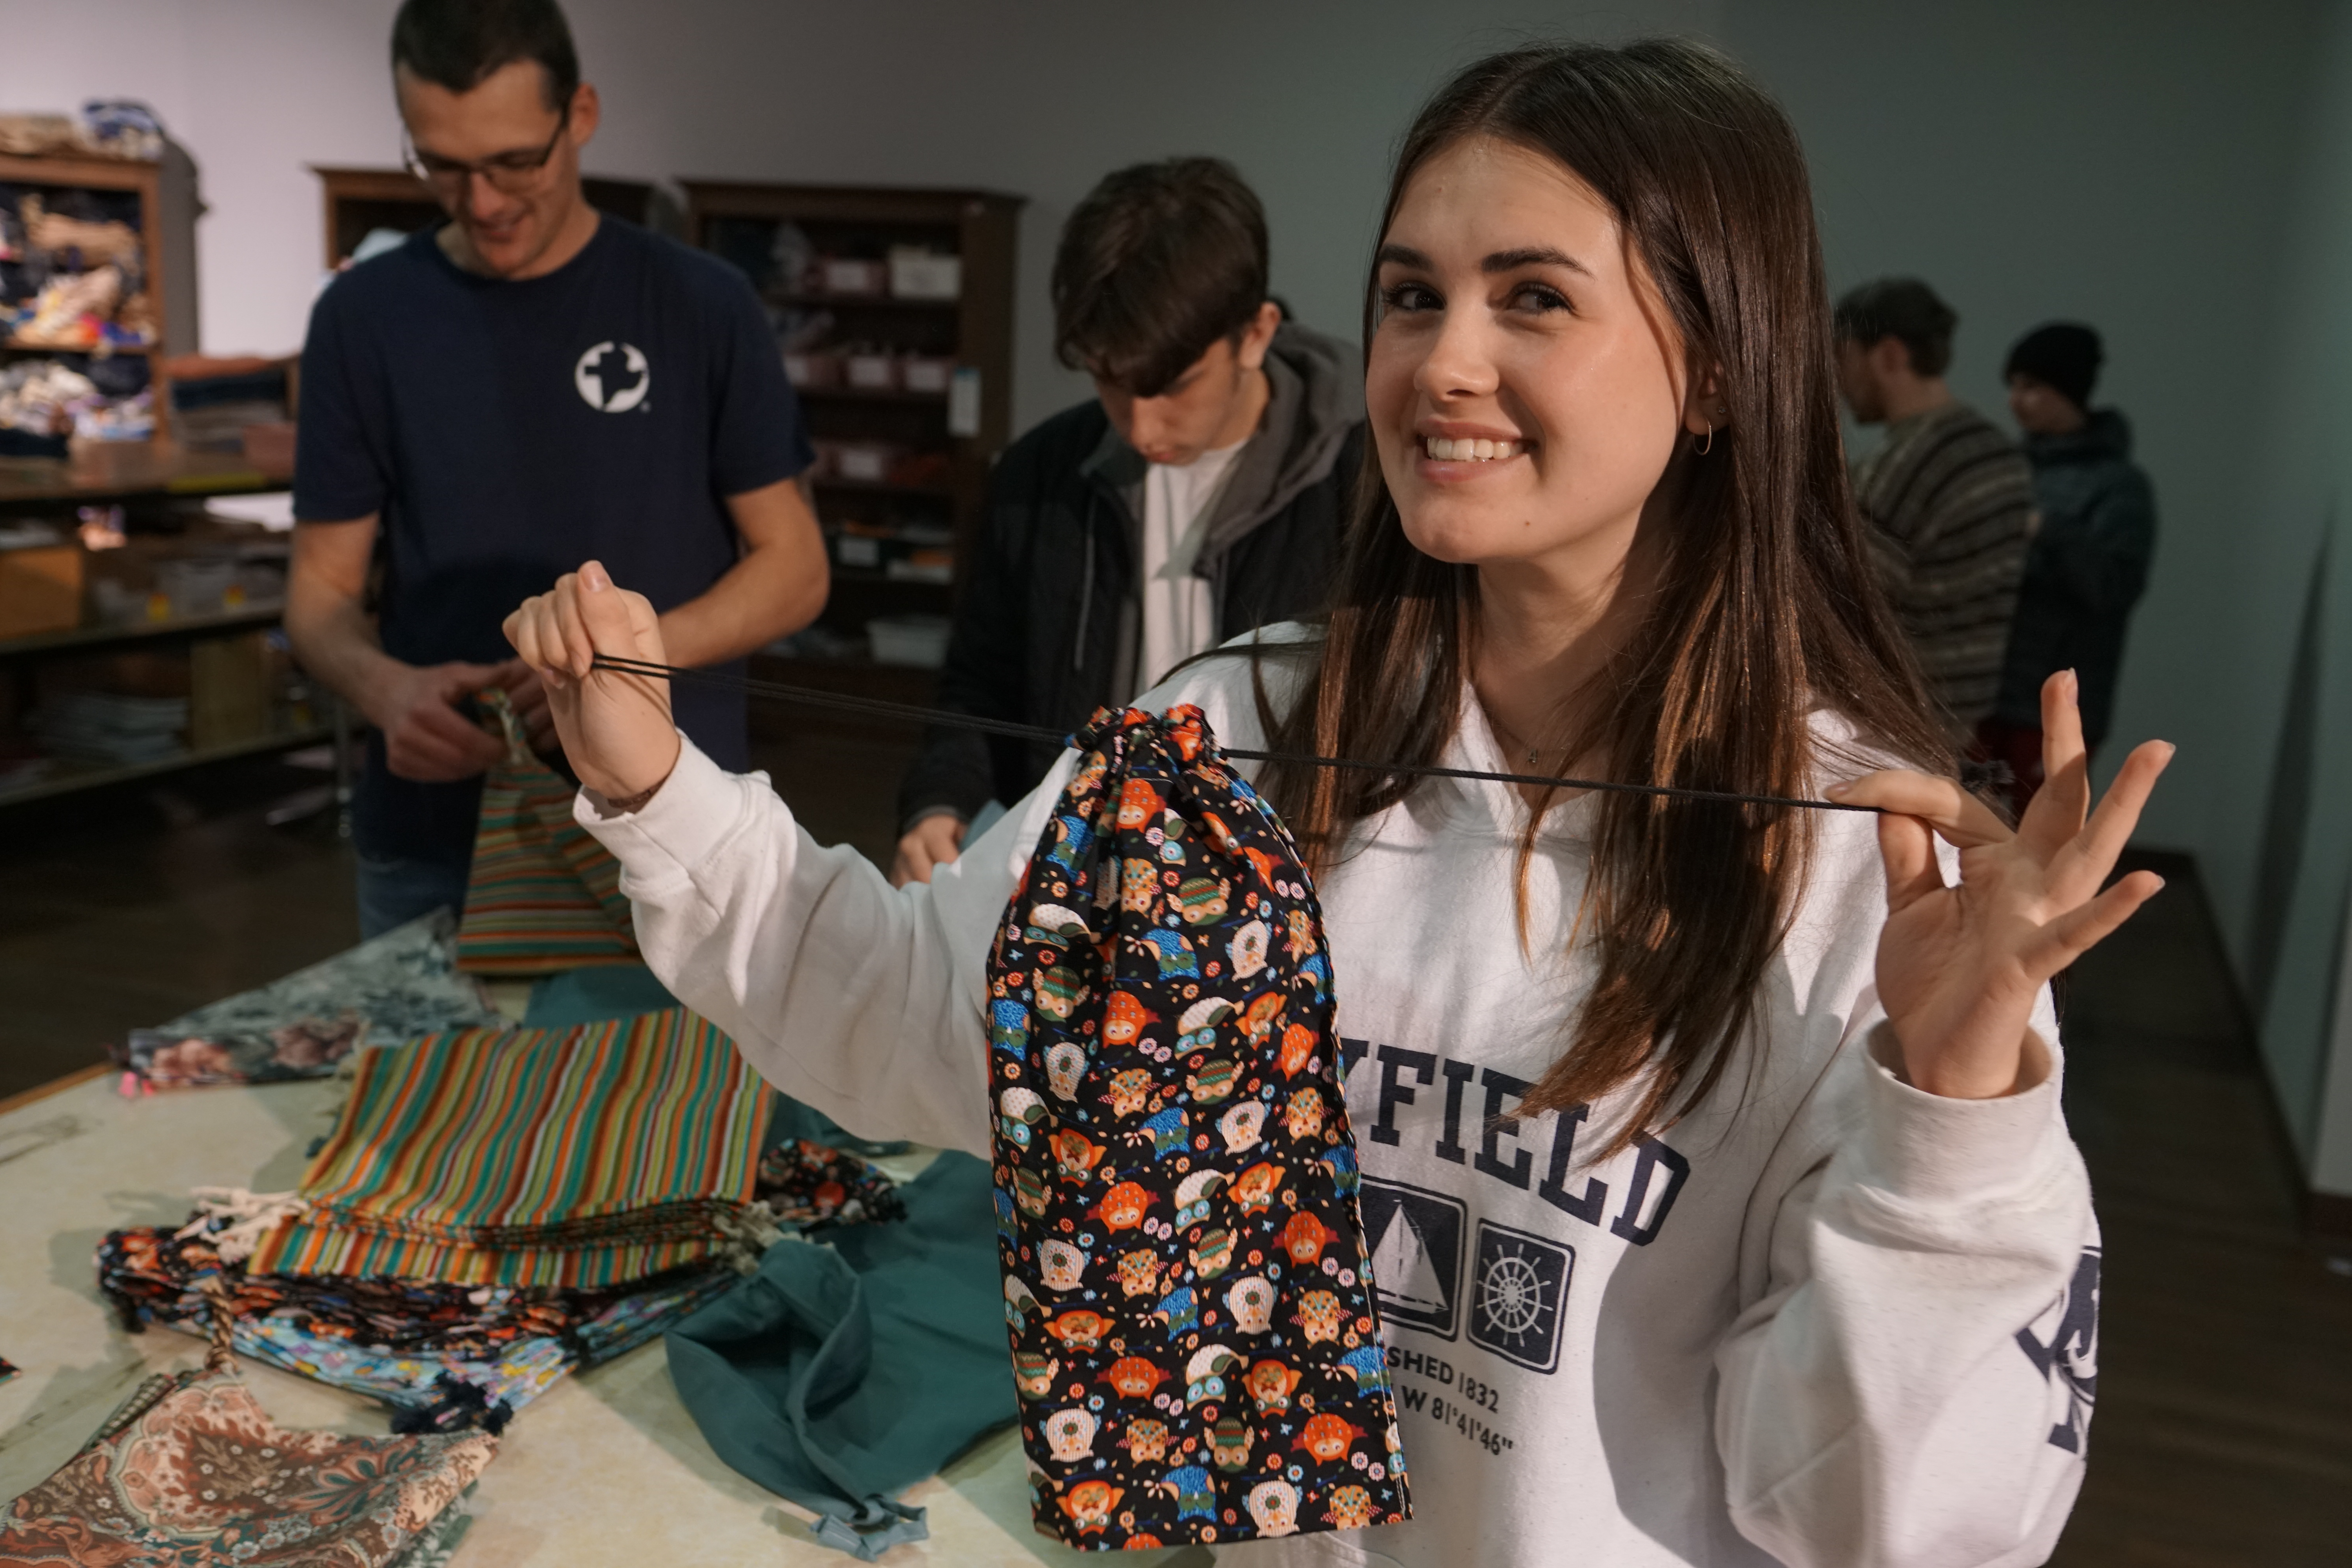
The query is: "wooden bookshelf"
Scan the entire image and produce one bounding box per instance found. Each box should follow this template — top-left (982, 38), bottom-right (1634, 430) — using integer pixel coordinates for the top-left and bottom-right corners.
top-left (680, 180), bottom-right (1023, 691)
top-left (0, 147), bottom-right (198, 443)
top-left (310, 166), bottom-right (658, 267)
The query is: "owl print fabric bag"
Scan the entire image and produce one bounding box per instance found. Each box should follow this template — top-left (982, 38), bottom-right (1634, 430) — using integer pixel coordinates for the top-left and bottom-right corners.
top-left (986, 704), bottom-right (1410, 1550)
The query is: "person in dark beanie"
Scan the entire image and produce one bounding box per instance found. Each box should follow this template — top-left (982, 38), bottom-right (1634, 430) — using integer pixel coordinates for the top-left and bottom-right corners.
top-left (889, 157), bottom-right (1363, 885)
top-left (1834, 278), bottom-right (2037, 734)
top-left (1983, 323), bottom-right (2158, 811)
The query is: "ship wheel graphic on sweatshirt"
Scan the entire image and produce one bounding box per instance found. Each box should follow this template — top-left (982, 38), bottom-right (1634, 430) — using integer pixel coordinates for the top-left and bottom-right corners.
top-left (1477, 1240), bottom-right (1555, 1347)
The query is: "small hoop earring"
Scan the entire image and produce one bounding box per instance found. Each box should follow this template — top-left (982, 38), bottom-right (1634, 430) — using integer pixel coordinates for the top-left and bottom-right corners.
top-left (1697, 423), bottom-right (1714, 457)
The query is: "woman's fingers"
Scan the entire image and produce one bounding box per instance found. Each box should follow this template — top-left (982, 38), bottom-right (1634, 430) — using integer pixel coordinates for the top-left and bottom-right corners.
top-left (2047, 739), bottom-right (2175, 898)
top-left (2020, 671), bottom-right (2092, 857)
top-left (549, 572), bottom-right (597, 680)
top-left (1829, 767), bottom-right (2014, 849)
top-left (578, 560), bottom-right (654, 663)
top-left (2022, 867), bottom-right (2166, 977)
top-left (1875, 809), bottom-right (1946, 914)
top-left (502, 596), bottom-right (569, 688)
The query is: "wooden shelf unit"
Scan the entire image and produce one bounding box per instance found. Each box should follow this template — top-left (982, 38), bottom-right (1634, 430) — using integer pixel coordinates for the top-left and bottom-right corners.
top-left (681, 181), bottom-right (1022, 685)
top-left (309, 166), bottom-right (657, 267)
top-left (0, 147), bottom-right (199, 442)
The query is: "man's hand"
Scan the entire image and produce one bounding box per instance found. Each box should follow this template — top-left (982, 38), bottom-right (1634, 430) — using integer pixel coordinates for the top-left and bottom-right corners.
top-left (890, 814), bottom-right (966, 887)
top-left (367, 661), bottom-right (507, 783)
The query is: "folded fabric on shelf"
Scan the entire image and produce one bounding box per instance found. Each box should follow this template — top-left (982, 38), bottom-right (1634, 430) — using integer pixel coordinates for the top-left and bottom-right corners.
top-left (245, 1007), bottom-right (771, 1289)
top-left (456, 690), bottom-right (641, 976)
top-left (115, 908), bottom-right (498, 1088)
top-left (0, 1339), bottom-right (495, 1567)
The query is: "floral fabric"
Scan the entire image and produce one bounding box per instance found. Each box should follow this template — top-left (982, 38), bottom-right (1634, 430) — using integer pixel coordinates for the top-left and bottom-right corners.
top-left (0, 1353), bottom-right (495, 1566)
top-left (99, 1211), bottom-right (738, 1429)
top-left (115, 909), bottom-right (498, 1088)
top-left (987, 706), bottom-right (1408, 1549)
top-left (757, 1139), bottom-right (906, 1227)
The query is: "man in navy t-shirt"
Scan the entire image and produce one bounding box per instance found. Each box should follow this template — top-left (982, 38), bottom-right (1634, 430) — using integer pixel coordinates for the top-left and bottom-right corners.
top-left (289, 0), bottom-right (824, 935)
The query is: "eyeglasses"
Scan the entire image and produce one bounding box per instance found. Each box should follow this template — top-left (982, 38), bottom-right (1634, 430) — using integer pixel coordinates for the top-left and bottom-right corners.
top-left (403, 105), bottom-right (569, 196)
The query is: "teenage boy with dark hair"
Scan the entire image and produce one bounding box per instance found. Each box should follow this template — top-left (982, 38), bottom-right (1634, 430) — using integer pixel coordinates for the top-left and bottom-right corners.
top-left (289, 0), bottom-right (826, 935)
top-left (1833, 277), bottom-right (2036, 731)
top-left (891, 157), bottom-right (1363, 885)
top-left (1982, 322), bottom-right (2158, 809)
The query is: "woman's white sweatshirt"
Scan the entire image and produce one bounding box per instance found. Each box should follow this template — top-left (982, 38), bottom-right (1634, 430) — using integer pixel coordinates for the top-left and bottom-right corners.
top-left (577, 637), bottom-right (2100, 1568)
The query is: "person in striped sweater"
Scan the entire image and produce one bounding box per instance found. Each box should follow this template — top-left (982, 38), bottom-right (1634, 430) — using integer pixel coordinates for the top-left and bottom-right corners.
top-left (1834, 278), bottom-right (2036, 734)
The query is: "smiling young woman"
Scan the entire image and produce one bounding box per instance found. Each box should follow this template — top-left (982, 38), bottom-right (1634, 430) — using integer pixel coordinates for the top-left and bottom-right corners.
top-left (1261, 43), bottom-right (1956, 1146)
top-left (505, 36), bottom-right (2172, 1568)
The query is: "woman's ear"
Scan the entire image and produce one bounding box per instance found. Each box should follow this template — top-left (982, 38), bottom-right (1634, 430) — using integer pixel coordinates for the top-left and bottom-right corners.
top-left (1682, 363), bottom-right (1728, 437)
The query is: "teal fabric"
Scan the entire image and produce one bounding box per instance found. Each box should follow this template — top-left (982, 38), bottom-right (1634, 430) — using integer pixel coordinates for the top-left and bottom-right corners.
top-left (665, 1152), bottom-right (1015, 1559)
top-left (523, 963), bottom-right (681, 1027)
top-left (524, 964), bottom-right (905, 1156)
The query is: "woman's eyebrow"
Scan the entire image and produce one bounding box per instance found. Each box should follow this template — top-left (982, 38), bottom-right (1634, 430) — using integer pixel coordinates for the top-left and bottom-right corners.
top-left (1483, 245), bottom-right (1590, 276)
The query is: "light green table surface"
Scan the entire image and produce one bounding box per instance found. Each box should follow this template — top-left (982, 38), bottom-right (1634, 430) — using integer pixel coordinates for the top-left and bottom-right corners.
top-left (0, 1065), bottom-right (1203, 1566)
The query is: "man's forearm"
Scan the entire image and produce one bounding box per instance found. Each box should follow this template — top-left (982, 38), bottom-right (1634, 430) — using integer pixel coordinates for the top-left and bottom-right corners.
top-left (285, 588), bottom-right (403, 725)
top-left (657, 536), bottom-right (828, 668)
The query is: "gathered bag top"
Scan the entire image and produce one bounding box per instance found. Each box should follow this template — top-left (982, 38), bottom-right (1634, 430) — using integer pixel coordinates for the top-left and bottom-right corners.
top-left (985, 704), bottom-right (1410, 1550)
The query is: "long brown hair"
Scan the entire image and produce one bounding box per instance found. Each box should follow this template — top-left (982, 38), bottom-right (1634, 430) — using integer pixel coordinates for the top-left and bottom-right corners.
top-left (1257, 40), bottom-right (1950, 1147)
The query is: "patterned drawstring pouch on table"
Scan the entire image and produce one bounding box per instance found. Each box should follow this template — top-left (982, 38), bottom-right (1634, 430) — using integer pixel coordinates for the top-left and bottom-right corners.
top-left (987, 705), bottom-right (1409, 1550)
top-left (0, 1323), bottom-right (495, 1567)
top-left (455, 688), bottom-right (640, 976)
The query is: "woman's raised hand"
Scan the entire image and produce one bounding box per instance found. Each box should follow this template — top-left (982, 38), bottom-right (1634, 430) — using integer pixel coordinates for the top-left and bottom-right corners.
top-left (502, 561), bottom-right (681, 805)
top-left (1826, 671), bottom-right (2172, 1099)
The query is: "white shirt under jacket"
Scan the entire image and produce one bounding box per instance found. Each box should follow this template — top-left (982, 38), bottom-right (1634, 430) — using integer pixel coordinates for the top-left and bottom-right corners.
top-left (577, 627), bottom-right (2101, 1568)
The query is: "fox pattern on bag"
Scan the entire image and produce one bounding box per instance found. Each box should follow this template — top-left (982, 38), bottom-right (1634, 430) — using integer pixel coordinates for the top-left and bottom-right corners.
top-left (987, 704), bottom-right (1410, 1549)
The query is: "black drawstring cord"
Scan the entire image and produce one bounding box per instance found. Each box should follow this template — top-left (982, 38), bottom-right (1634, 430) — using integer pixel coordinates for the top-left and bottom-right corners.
top-left (584, 653), bottom-right (1880, 815)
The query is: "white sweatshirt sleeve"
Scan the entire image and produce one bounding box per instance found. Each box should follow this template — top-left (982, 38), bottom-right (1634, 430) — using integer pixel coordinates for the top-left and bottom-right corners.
top-left (1714, 1013), bottom-right (2098, 1568)
top-left (574, 734), bottom-right (1069, 1159)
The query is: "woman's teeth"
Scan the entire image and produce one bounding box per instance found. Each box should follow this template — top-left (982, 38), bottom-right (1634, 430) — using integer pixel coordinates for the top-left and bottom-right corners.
top-left (1423, 436), bottom-right (1523, 462)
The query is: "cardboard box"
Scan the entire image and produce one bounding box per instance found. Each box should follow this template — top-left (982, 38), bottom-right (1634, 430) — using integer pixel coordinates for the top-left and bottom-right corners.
top-left (845, 352), bottom-right (898, 391)
top-left (0, 544), bottom-right (84, 640)
top-left (817, 258), bottom-right (887, 297)
top-left (888, 247), bottom-right (961, 301)
top-left (901, 356), bottom-right (954, 395)
top-left (191, 630), bottom-right (272, 749)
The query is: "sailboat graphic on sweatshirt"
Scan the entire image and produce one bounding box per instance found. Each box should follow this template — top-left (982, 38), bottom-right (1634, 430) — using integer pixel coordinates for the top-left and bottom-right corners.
top-left (1374, 1203), bottom-right (1452, 1316)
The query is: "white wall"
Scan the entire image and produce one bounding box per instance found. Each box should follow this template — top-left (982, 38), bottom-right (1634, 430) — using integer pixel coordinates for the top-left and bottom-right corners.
top-left (0, 0), bottom-right (1720, 426)
top-left (11, 0), bottom-right (2352, 1172)
top-left (2209, 0), bottom-right (2352, 1190)
top-left (1718, 0), bottom-right (2348, 1167)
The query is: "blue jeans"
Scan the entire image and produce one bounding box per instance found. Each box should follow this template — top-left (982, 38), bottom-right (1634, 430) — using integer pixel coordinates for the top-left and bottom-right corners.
top-left (355, 852), bottom-right (471, 939)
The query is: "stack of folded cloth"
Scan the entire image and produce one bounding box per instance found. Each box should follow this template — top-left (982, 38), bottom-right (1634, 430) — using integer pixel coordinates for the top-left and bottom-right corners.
top-left (99, 1006), bottom-right (796, 1430)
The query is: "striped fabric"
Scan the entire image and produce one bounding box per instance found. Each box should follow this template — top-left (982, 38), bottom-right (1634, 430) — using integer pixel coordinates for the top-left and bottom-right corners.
top-left (456, 691), bottom-right (640, 976)
top-left (247, 1008), bottom-right (771, 1289)
top-left (1851, 401), bottom-right (2037, 728)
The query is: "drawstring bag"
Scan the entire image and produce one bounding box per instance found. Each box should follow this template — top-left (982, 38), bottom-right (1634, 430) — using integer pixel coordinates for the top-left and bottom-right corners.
top-left (986, 705), bottom-right (1409, 1550)
top-left (456, 690), bottom-right (640, 976)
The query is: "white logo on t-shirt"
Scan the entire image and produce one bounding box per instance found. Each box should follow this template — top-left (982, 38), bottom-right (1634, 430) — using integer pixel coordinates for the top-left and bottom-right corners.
top-left (574, 341), bottom-right (650, 412)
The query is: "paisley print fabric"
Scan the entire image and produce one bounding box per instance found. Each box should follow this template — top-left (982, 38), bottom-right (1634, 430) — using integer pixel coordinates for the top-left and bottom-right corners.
top-left (0, 1353), bottom-right (494, 1566)
top-left (987, 705), bottom-right (1409, 1550)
